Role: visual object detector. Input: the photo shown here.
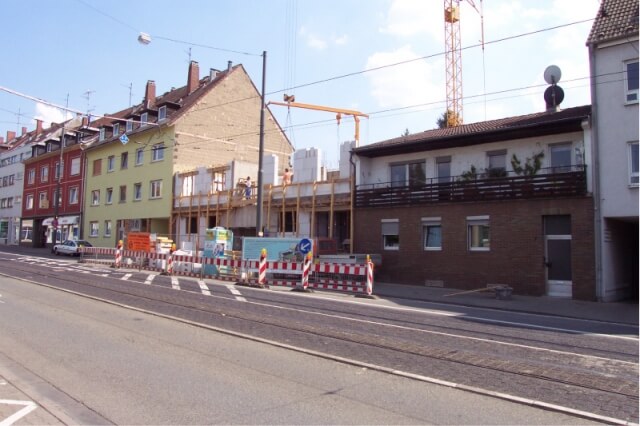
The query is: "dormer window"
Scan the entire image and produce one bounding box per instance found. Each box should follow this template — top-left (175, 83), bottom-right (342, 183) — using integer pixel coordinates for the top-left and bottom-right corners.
top-left (113, 123), bottom-right (120, 135)
top-left (140, 113), bottom-right (148, 126)
top-left (46, 143), bottom-right (53, 152)
top-left (158, 106), bottom-right (167, 121)
top-left (126, 120), bottom-right (133, 132)
top-left (99, 128), bottom-right (106, 141)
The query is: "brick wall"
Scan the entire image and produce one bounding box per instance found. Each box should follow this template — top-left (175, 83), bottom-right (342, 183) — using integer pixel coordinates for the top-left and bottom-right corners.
top-left (354, 196), bottom-right (596, 300)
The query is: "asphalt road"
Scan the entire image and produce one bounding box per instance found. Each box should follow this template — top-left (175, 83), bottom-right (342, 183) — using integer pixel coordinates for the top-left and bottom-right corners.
top-left (0, 250), bottom-right (637, 424)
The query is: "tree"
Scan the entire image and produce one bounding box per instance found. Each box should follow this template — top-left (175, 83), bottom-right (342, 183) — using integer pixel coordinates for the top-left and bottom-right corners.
top-left (436, 110), bottom-right (461, 128)
top-left (401, 128), bottom-right (410, 137)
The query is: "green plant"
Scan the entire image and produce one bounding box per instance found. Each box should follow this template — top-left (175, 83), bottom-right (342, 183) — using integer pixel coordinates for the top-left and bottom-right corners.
top-left (459, 165), bottom-right (478, 181)
top-left (511, 151), bottom-right (544, 176)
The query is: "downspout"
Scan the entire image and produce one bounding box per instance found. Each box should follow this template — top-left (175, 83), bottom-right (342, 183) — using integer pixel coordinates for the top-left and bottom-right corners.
top-left (589, 43), bottom-right (603, 302)
top-left (349, 149), bottom-right (356, 254)
top-left (79, 147), bottom-right (87, 240)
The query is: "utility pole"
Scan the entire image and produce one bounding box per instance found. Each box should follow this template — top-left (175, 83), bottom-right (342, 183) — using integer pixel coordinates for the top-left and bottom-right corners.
top-left (256, 51), bottom-right (267, 236)
top-left (52, 95), bottom-right (68, 251)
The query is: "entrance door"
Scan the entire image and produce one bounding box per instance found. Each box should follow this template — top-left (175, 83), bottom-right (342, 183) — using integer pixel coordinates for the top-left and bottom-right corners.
top-left (544, 215), bottom-right (572, 297)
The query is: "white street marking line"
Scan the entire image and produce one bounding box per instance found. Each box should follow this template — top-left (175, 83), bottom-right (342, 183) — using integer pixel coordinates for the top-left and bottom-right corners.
top-left (171, 277), bottom-right (180, 290)
top-left (99, 274), bottom-right (109, 277)
top-left (0, 399), bottom-right (38, 426)
top-left (225, 284), bottom-right (246, 302)
top-left (144, 275), bottom-right (155, 285)
top-left (0, 293), bottom-right (3, 304)
top-left (121, 273), bottom-right (132, 281)
top-left (197, 280), bottom-right (211, 296)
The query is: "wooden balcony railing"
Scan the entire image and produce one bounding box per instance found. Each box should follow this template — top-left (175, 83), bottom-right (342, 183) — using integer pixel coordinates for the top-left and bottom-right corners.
top-left (355, 166), bottom-right (587, 208)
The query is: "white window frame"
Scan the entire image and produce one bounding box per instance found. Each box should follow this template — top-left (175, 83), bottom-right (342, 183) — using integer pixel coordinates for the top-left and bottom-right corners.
top-left (624, 59), bottom-right (639, 104)
top-left (381, 219), bottom-right (399, 251)
top-left (422, 217), bottom-right (442, 251)
top-left (99, 128), bottom-right (105, 141)
top-left (629, 141), bottom-right (639, 187)
top-left (70, 157), bottom-right (81, 176)
top-left (104, 220), bottom-right (112, 237)
top-left (107, 155), bottom-right (115, 172)
top-left (152, 143), bottom-right (165, 162)
top-left (41, 165), bottom-right (49, 182)
top-left (91, 190), bottom-right (100, 206)
top-left (26, 194), bottom-right (34, 210)
top-left (133, 183), bottom-right (142, 201)
top-left (27, 169), bottom-right (35, 184)
top-left (119, 185), bottom-right (127, 203)
top-left (158, 105), bottom-right (167, 121)
top-left (113, 123), bottom-right (120, 135)
top-left (136, 148), bottom-right (144, 165)
top-left (140, 112), bottom-right (148, 126)
top-left (90, 221), bottom-right (99, 237)
top-left (54, 161), bottom-right (63, 180)
top-left (150, 180), bottom-right (162, 199)
top-left (106, 187), bottom-right (113, 204)
top-left (467, 215), bottom-right (490, 252)
top-left (126, 120), bottom-right (133, 132)
top-left (121, 152), bottom-right (128, 169)
top-left (39, 191), bottom-right (48, 208)
top-left (69, 186), bottom-right (79, 204)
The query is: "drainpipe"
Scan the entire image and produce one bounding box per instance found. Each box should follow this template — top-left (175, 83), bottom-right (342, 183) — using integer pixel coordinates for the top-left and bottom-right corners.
top-left (349, 149), bottom-right (356, 254)
top-left (589, 44), bottom-right (603, 302)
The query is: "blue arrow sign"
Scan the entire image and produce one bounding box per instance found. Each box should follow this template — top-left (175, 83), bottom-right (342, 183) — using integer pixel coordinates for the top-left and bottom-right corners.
top-left (298, 238), bottom-right (313, 255)
top-left (119, 134), bottom-right (129, 145)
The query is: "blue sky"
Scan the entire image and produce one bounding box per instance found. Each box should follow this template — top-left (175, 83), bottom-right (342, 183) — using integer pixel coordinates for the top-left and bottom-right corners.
top-left (1, 0), bottom-right (600, 168)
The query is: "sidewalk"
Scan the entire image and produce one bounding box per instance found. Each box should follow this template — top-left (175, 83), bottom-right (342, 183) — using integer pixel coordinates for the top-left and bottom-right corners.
top-left (1, 244), bottom-right (637, 326)
top-left (374, 281), bottom-right (639, 326)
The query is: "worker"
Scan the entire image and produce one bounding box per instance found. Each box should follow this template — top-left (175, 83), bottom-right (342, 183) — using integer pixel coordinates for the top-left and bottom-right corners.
top-left (283, 168), bottom-right (293, 185)
top-left (244, 176), bottom-right (252, 199)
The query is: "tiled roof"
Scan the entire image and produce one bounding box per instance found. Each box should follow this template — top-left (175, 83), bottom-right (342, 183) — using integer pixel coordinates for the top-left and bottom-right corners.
top-left (587, 0), bottom-right (639, 44)
top-left (354, 105), bottom-right (591, 157)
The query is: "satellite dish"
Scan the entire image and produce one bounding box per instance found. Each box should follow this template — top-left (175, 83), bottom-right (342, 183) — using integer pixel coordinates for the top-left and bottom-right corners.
top-left (544, 85), bottom-right (565, 109)
top-left (544, 65), bottom-right (562, 85)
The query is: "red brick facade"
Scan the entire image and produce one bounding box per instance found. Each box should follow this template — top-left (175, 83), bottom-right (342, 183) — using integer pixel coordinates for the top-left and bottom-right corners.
top-left (354, 196), bottom-right (596, 300)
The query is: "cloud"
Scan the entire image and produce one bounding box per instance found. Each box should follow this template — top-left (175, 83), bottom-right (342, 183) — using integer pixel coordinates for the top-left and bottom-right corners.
top-left (380, 0), bottom-right (439, 41)
top-left (366, 45), bottom-right (443, 109)
top-left (34, 102), bottom-right (72, 127)
top-left (299, 25), bottom-right (348, 50)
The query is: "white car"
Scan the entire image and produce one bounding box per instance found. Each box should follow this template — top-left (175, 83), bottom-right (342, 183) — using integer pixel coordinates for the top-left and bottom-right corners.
top-left (53, 240), bottom-right (92, 256)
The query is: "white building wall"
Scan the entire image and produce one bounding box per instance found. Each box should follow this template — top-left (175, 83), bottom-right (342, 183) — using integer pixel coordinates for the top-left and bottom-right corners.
top-left (293, 148), bottom-right (323, 183)
top-left (0, 143), bottom-right (31, 244)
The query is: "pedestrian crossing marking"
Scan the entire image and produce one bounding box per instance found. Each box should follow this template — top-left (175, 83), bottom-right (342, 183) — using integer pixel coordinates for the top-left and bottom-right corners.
top-left (171, 277), bottom-right (180, 290)
top-left (144, 274), bottom-right (155, 285)
top-left (197, 280), bottom-right (211, 296)
top-left (121, 273), bottom-right (132, 281)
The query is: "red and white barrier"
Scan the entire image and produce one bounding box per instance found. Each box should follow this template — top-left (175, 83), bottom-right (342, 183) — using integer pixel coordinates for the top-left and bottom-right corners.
top-left (366, 255), bottom-right (374, 296)
top-left (115, 248), bottom-right (122, 268)
top-left (258, 248), bottom-right (267, 287)
top-left (301, 252), bottom-right (312, 290)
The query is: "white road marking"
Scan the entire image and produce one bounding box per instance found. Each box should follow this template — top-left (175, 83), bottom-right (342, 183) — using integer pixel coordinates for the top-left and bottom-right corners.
top-left (225, 284), bottom-right (246, 302)
top-left (120, 273), bottom-right (132, 281)
top-left (0, 399), bottom-right (38, 426)
top-left (0, 293), bottom-right (3, 304)
top-left (171, 277), bottom-right (180, 290)
top-left (144, 275), bottom-right (155, 285)
top-left (197, 280), bottom-right (211, 296)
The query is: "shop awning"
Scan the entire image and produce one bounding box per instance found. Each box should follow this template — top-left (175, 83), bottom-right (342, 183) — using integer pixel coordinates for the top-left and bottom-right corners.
top-left (42, 216), bottom-right (79, 226)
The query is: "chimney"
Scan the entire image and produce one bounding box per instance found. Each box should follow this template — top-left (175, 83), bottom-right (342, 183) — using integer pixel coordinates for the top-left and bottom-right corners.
top-left (187, 60), bottom-right (200, 93)
top-left (7, 131), bottom-right (16, 141)
top-left (145, 80), bottom-right (156, 109)
top-left (210, 68), bottom-right (219, 80)
top-left (227, 61), bottom-right (233, 72)
top-left (82, 116), bottom-right (89, 127)
top-left (0, 137), bottom-right (4, 144)
top-left (35, 119), bottom-right (43, 135)
top-left (21, 126), bottom-right (27, 135)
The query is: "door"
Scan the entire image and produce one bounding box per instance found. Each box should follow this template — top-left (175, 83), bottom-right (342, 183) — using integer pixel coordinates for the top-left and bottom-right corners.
top-left (544, 215), bottom-right (572, 297)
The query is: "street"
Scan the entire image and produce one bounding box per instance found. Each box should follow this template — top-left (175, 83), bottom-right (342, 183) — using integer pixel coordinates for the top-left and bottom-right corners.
top-left (0, 249), bottom-right (637, 424)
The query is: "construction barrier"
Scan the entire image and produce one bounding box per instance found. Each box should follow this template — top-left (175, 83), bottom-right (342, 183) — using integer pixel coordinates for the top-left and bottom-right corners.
top-left (78, 246), bottom-right (374, 296)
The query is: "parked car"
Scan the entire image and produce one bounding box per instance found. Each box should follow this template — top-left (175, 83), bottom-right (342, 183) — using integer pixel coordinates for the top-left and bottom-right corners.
top-left (53, 240), bottom-right (93, 256)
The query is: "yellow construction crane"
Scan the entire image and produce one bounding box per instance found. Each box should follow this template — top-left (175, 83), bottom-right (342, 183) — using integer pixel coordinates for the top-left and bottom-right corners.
top-left (444, 0), bottom-right (484, 127)
top-left (267, 95), bottom-right (369, 147)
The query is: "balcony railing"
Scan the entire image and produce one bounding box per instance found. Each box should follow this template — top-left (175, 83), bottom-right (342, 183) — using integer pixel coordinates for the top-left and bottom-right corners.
top-left (355, 166), bottom-right (587, 208)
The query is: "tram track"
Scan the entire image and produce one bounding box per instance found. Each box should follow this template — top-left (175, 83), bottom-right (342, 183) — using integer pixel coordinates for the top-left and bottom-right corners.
top-left (1, 258), bottom-right (638, 423)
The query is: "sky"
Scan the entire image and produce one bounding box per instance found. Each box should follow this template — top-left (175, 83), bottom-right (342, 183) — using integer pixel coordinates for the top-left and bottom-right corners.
top-left (0, 0), bottom-right (601, 168)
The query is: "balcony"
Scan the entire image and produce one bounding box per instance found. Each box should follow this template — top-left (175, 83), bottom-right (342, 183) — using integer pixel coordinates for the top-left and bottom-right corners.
top-left (355, 166), bottom-right (587, 208)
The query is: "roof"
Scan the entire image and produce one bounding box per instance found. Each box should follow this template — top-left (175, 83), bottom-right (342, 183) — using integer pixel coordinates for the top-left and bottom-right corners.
top-left (354, 105), bottom-right (591, 158)
top-left (587, 0), bottom-right (639, 45)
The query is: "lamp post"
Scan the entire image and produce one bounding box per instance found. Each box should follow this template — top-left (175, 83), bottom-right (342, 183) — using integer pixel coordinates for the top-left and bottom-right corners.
top-left (52, 119), bottom-right (65, 251)
top-left (256, 51), bottom-right (266, 237)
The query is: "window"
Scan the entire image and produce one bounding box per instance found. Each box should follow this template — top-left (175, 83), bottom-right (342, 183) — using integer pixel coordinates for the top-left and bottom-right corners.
top-left (487, 150), bottom-right (506, 176)
top-left (106, 188), bottom-right (113, 204)
top-left (436, 156), bottom-right (451, 183)
top-left (91, 190), bottom-right (100, 206)
top-left (121, 152), bottom-right (128, 169)
top-left (390, 161), bottom-right (426, 187)
top-left (625, 60), bottom-right (639, 103)
top-left (422, 217), bottom-right (442, 250)
top-left (26, 194), bottom-right (34, 210)
top-left (69, 187), bottom-right (79, 204)
top-left (150, 180), bottom-right (162, 199)
top-left (550, 143), bottom-right (572, 172)
top-left (134, 183), bottom-right (142, 200)
top-left (107, 155), bottom-right (115, 172)
top-left (39, 192), bottom-right (48, 208)
top-left (9, 174), bottom-right (14, 185)
top-left (41, 165), bottom-right (49, 182)
top-left (382, 219), bottom-right (399, 250)
top-left (53, 189), bottom-right (62, 209)
top-left (70, 157), bottom-right (80, 175)
top-left (140, 112), bottom-right (148, 125)
top-left (93, 159), bottom-right (102, 176)
top-left (467, 216), bottom-right (490, 251)
top-left (54, 161), bottom-right (63, 179)
top-left (99, 128), bottom-right (105, 141)
top-left (136, 148), bottom-right (144, 165)
top-left (158, 105), bottom-right (167, 121)
top-left (629, 142), bottom-right (639, 186)
top-left (211, 170), bottom-right (226, 192)
top-left (104, 220), bottom-right (112, 237)
top-left (182, 175), bottom-right (194, 196)
top-left (119, 185), bottom-right (127, 202)
top-left (126, 120), bottom-right (133, 132)
top-left (113, 123), bottom-right (120, 135)
top-left (152, 143), bottom-right (165, 161)
top-left (27, 169), bottom-right (35, 184)
top-left (90, 222), bottom-right (99, 237)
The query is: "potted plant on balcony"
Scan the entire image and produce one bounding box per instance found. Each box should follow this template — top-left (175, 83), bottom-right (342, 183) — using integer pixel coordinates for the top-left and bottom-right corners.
top-left (511, 151), bottom-right (544, 196)
top-left (457, 165), bottom-right (479, 199)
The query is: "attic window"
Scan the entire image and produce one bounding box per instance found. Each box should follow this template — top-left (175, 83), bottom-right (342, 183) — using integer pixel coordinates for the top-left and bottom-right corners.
top-left (126, 120), bottom-right (133, 132)
top-left (140, 112), bottom-right (148, 126)
top-left (99, 128), bottom-right (105, 141)
top-left (158, 106), bottom-right (167, 121)
top-left (113, 123), bottom-right (120, 135)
